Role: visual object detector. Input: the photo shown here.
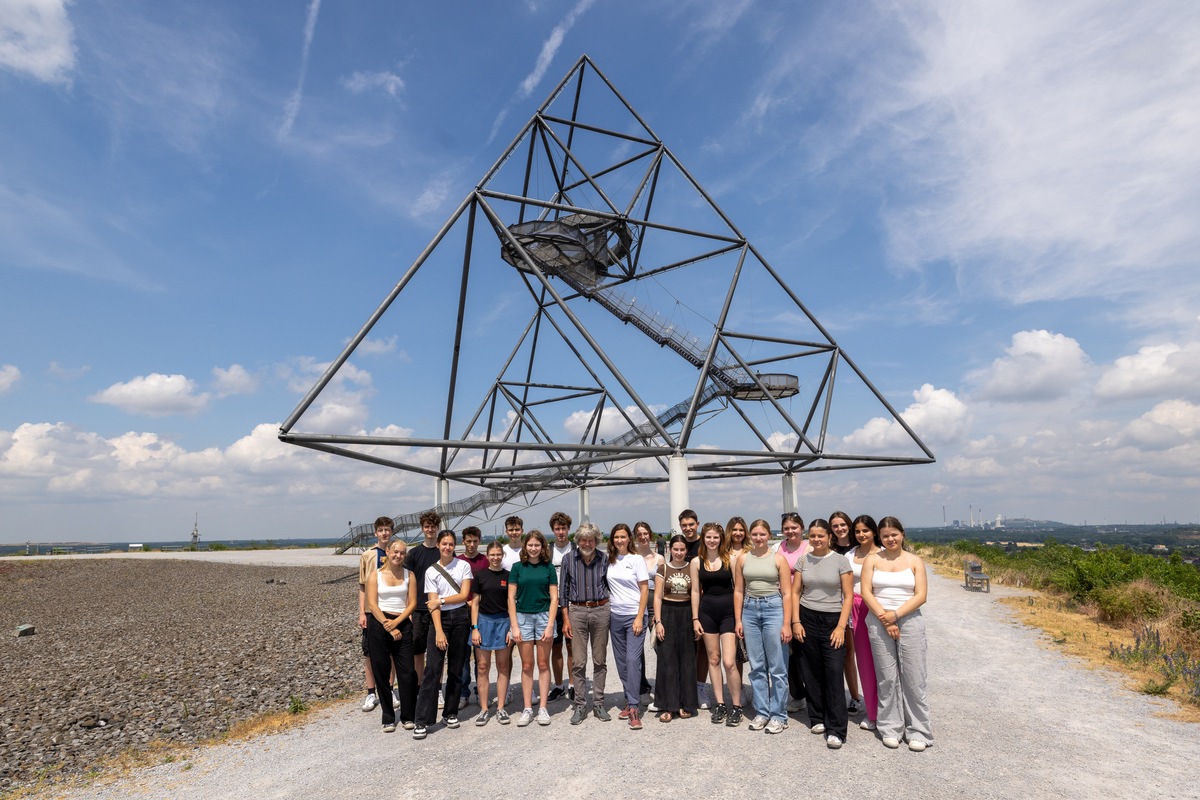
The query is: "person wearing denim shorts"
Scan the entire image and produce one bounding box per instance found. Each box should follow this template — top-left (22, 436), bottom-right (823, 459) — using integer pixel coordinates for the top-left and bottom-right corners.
top-left (470, 541), bottom-right (512, 725)
top-left (508, 530), bottom-right (559, 727)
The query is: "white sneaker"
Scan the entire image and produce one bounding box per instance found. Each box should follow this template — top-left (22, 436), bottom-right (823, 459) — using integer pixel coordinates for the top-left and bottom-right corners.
top-left (361, 693), bottom-right (378, 712)
top-left (810, 723), bottom-right (825, 735)
top-left (437, 690), bottom-right (445, 709)
top-left (765, 719), bottom-right (785, 734)
top-left (860, 719), bottom-right (877, 731)
top-left (517, 708), bottom-right (535, 727)
top-left (882, 737), bottom-right (901, 749)
top-left (786, 697), bottom-right (804, 713)
top-left (647, 700), bottom-right (659, 712)
top-left (536, 708), bottom-right (551, 726)
top-left (908, 739), bottom-right (927, 752)
top-left (827, 735), bottom-right (843, 749)
top-left (747, 715), bottom-right (769, 731)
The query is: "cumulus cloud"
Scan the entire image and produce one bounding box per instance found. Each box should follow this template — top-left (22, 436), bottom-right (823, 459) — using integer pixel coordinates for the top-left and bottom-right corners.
top-left (0, 419), bottom-right (413, 503)
top-left (88, 373), bottom-right (210, 417)
top-left (0, 0), bottom-right (75, 84)
top-left (282, 357), bottom-right (374, 434)
top-left (563, 404), bottom-right (659, 441)
top-left (1117, 399), bottom-right (1200, 450)
top-left (842, 384), bottom-right (968, 452)
top-left (0, 364), bottom-right (20, 394)
top-left (354, 336), bottom-right (398, 356)
top-left (970, 330), bottom-right (1091, 402)
top-left (342, 69), bottom-right (404, 97)
top-left (1095, 341), bottom-right (1200, 400)
top-left (212, 364), bottom-right (258, 397)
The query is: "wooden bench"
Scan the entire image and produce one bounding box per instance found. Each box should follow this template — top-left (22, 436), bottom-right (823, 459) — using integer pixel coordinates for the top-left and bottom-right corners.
top-left (963, 559), bottom-right (991, 592)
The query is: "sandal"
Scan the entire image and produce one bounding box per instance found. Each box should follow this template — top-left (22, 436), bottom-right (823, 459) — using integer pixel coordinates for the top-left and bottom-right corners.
top-left (678, 709), bottom-right (694, 719)
top-left (658, 711), bottom-right (673, 723)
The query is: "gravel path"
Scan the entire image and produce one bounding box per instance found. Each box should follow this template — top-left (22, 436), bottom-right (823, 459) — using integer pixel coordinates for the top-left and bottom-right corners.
top-left (8, 551), bottom-right (1200, 800)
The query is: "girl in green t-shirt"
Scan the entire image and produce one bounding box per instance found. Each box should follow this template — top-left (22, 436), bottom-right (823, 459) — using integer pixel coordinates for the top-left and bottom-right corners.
top-left (507, 530), bottom-right (559, 726)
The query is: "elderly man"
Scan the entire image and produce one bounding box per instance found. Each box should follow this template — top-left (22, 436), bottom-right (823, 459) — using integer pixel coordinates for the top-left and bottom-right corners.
top-left (559, 523), bottom-right (612, 724)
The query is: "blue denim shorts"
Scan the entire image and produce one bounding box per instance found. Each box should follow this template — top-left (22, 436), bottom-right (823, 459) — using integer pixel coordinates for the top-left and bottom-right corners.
top-left (517, 611), bottom-right (550, 640)
top-left (476, 612), bottom-right (510, 651)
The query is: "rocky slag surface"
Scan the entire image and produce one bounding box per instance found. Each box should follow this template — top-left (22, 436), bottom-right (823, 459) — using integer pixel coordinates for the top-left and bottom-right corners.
top-left (0, 559), bottom-right (360, 793)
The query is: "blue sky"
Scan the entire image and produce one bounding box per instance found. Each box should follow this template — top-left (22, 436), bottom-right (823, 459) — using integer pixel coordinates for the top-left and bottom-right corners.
top-left (2, 0), bottom-right (1199, 543)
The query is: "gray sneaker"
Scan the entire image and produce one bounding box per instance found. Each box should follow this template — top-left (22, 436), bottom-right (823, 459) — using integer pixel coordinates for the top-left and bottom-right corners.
top-left (570, 706), bottom-right (588, 725)
top-left (475, 710), bottom-right (491, 726)
top-left (496, 708), bottom-right (511, 725)
top-left (747, 715), bottom-right (769, 731)
top-left (516, 708), bottom-right (535, 727)
top-left (592, 705), bottom-right (612, 722)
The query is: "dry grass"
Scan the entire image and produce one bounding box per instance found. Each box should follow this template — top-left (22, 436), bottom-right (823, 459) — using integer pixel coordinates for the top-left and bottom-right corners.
top-left (924, 548), bottom-right (1200, 723)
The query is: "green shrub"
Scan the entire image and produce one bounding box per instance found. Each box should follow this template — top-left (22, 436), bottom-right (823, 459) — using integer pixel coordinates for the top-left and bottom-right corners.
top-left (1094, 583), bottom-right (1164, 624)
top-left (287, 695), bottom-right (307, 714)
top-left (206, 542), bottom-right (229, 551)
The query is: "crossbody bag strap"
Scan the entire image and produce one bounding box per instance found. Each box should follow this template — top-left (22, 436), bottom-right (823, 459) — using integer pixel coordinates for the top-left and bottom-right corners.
top-left (432, 562), bottom-right (462, 594)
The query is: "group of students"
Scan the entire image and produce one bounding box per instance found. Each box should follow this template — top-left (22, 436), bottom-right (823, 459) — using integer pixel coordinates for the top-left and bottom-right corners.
top-left (356, 507), bottom-right (932, 751)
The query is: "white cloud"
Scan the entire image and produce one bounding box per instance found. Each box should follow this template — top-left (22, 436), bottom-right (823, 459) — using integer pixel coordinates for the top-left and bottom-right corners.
top-left (81, 7), bottom-right (243, 156)
top-left (1095, 341), bottom-right (1200, 400)
top-left (88, 373), bottom-right (210, 417)
top-left (48, 361), bottom-right (89, 380)
top-left (563, 404), bottom-right (655, 441)
top-left (282, 357), bottom-right (374, 434)
top-left (1117, 399), bottom-right (1200, 449)
top-left (354, 336), bottom-right (398, 356)
top-left (518, 0), bottom-right (594, 98)
top-left (0, 364), bottom-right (20, 394)
top-left (212, 364), bottom-right (258, 397)
top-left (872, 1), bottom-right (1200, 307)
top-left (842, 384), bottom-right (969, 452)
top-left (970, 330), bottom-right (1091, 402)
top-left (0, 0), bottom-right (75, 84)
top-left (279, 0), bottom-right (322, 139)
top-left (342, 70), bottom-right (404, 98)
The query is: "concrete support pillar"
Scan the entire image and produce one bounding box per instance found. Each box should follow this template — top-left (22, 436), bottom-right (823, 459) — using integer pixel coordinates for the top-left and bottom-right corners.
top-left (578, 487), bottom-right (591, 525)
top-left (669, 453), bottom-right (690, 537)
top-left (782, 473), bottom-right (798, 515)
top-left (435, 478), bottom-right (450, 509)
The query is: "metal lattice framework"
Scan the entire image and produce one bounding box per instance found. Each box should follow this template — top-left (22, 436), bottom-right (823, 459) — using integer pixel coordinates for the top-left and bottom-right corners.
top-left (279, 55), bottom-right (934, 546)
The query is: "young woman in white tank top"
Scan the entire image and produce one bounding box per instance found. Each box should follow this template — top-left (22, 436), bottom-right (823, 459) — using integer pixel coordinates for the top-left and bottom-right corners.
top-left (365, 540), bottom-right (418, 731)
top-left (861, 516), bottom-right (932, 752)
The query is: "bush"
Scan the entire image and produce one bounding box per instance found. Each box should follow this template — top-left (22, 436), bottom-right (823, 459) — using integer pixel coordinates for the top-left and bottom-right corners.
top-left (1094, 582), bottom-right (1165, 624)
top-left (206, 542), bottom-right (229, 552)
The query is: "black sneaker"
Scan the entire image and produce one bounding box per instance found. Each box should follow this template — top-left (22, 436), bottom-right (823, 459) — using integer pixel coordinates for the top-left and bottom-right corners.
top-left (725, 706), bottom-right (743, 727)
top-left (547, 686), bottom-right (564, 702)
top-left (710, 703), bottom-right (727, 724)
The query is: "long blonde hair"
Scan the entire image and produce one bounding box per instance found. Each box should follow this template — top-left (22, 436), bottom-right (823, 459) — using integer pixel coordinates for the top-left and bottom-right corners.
top-left (699, 521), bottom-right (730, 570)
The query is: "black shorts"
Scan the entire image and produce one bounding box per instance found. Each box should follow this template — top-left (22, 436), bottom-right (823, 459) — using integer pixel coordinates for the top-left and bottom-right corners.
top-left (553, 606), bottom-right (567, 644)
top-left (411, 610), bottom-right (432, 654)
top-left (698, 593), bottom-right (735, 635)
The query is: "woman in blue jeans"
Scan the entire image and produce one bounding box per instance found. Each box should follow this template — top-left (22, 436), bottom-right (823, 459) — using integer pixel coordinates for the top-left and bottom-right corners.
top-left (734, 518), bottom-right (793, 734)
top-left (605, 522), bottom-right (649, 730)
